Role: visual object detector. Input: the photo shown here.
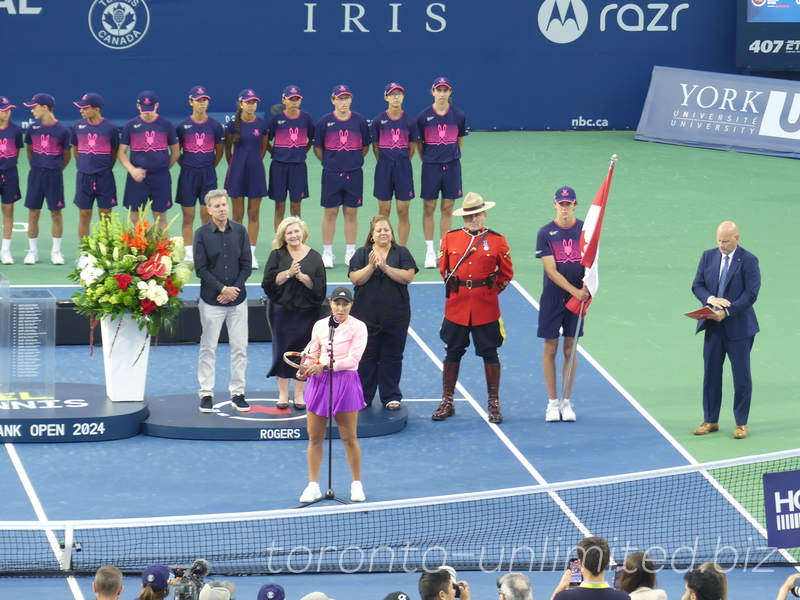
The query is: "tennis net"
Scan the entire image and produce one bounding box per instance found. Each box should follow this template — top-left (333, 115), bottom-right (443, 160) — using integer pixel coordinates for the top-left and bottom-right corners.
top-left (2, 449), bottom-right (798, 576)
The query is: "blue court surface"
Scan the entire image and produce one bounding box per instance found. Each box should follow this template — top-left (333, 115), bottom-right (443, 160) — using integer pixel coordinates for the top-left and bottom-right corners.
top-left (1, 282), bottom-right (797, 599)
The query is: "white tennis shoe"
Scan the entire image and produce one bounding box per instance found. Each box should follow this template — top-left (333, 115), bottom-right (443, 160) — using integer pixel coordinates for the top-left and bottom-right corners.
top-left (322, 251), bottom-right (334, 269)
top-left (424, 249), bottom-right (437, 269)
top-left (299, 482), bottom-right (322, 503)
top-left (344, 249), bottom-right (355, 266)
top-left (560, 400), bottom-right (576, 422)
top-left (350, 480), bottom-right (365, 502)
top-left (545, 400), bottom-right (561, 422)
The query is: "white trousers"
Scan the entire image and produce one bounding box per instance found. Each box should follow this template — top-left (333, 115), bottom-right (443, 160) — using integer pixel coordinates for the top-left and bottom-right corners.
top-left (198, 299), bottom-right (249, 397)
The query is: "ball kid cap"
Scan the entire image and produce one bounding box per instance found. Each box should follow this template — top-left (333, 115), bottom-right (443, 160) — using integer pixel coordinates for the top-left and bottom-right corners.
top-left (137, 91), bottom-right (158, 112)
top-left (554, 186), bottom-right (577, 203)
top-left (23, 93), bottom-right (55, 108)
top-left (431, 77), bottom-right (452, 89)
top-left (282, 85), bottom-right (302, 99)
top-left (0, 96), bottom-right (17, 111)
top-left (331, 84), bottom-right (353, 98)
top-left (239, 88), bottom-right (261, 102)
top-left (384, 83), bottom-right (404, 95)
top-left (74, 93), bottom-right (104, 109)
top-left (189, 86), bottom-right (211, 100)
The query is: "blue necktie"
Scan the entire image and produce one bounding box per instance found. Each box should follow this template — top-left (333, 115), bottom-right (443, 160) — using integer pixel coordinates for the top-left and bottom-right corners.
top-left (717, 254), bottom-right (729, 297)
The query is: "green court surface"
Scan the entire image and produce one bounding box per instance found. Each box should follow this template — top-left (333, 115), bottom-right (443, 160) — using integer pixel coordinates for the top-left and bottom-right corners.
top-left (2, 130), bottom-right (798, 463)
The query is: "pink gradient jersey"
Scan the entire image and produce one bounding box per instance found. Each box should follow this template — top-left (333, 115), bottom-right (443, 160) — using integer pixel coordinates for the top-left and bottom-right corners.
top-left (0, 122), bottom-right (23, 170)
top-left (71, 118), bottom-right (120, 174)
top-left (176, 116), bottom-right (224, 169)
top-left (371, 110), bottom-right (420, 161)
top-left (267, 110), bottom-right (315, 164)
top-left (535, 218), bottom-right (585, 292)
top-left (121, 115), bottom-right (178, 171)
top-left (312, 111), bottom-right (371, 172)
top-left (416, 104), bottom-right (468, 164)
top-left (24, 120), bottom-right (71, 170)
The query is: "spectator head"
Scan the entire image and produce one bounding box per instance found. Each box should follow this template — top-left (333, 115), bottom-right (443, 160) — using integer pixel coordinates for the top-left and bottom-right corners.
top-left (698, 562), bottom-right (728, 600)
top-left (199, 581), bottom-right (236, 600)
top-left (383, 593), bottom-right (412, 600)
top-left (93, 565), bottom-right (123, 599)
top-left (683, 568), bottom-right (724, 600)
top-left (497, 572), bottom-right (533, 600)
top-left (258, 583), bottom-right (285, 600)
top-left (273, 216), bottom-right (310, 249)
top-left (139, 563), bottom-right (171, 600)
top-left (576, 536), bottom-right (611, 576)
top-left (619, 551), bottom-right (658, 593)
top-left (419, 568), bottom-right (454, 600)
top-left (204, 189), bottom-right (229, 208)
top-left (300, 593), bottom-right (334, 600)
top-left (365, 214), bottom-right (396, 246)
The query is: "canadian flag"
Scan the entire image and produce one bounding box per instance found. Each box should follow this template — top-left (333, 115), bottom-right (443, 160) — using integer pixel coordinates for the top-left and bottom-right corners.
top-left (567, 157), bottom-right (616, 316)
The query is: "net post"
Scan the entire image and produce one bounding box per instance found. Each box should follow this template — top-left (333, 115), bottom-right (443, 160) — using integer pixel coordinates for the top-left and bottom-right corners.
top-left (60, 524), bottom-right (73, 571)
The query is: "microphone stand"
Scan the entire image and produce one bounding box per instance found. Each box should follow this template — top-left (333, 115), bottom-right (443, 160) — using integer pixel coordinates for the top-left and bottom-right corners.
top-left (302, 320), bottom-right (348, 507)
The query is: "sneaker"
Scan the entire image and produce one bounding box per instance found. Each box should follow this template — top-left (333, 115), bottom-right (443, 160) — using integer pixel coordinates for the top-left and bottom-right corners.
top-left (344, 249), bottom-right (355, 266)
top-left (424, 249), bottom-right (437, 269)
top-left (545, 400), bottom-right (561, 422)
top-left (251, 255), bottom-right (259, 270)
top-left (0, 249), bottom-right (13, 265)
top-left (299, 481), bottom-right (322, 503)
top-left (199, 396), bottom-right (213, 413)
top-left (322, 250), bottom-right (334, 269)
top-left (23, 250), bottom-right (38, 265)
top-left (51, 251), bottom-right (65, 265)
top-left (231, 394), bottom-right (250, 412)
top-left (560, 400), bottom-right (576, 422)
top-left (350, 480), bottom-right (366, 502)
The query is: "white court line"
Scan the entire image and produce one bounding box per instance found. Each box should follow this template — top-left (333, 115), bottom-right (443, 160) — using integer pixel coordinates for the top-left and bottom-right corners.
top-left (407, 325), bottom-right (592, 537)
top-left (5, 443), bottom-right (85, 599)
top-left (510, 279), bottom-right (796, 563)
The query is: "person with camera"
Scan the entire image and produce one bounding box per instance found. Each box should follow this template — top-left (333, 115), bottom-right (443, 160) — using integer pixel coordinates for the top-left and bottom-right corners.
top-left (432, 191), bottom-right (513, 424)
top-left (418, 567), bottom-right (471, 600)
top-left (298, 286), bottom-right (368, 503)
top-left (549, 536), bottom-right (629, 599)
top-left (138, 564), bottom-right (173, 600)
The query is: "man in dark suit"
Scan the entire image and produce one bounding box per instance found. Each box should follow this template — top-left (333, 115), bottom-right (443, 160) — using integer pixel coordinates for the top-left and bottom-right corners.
top-left (691, 221), bottom-right (760, 439)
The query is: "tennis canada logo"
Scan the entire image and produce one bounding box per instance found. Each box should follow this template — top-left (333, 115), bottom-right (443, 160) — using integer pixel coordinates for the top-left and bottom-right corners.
top-left (88, 0), bottom-right (150, 50)
top-left (538, 0), bottom-right (589, 44)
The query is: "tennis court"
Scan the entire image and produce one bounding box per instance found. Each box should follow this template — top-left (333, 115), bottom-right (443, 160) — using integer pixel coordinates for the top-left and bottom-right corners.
top-left (2, 131), bottom-right (799, 598)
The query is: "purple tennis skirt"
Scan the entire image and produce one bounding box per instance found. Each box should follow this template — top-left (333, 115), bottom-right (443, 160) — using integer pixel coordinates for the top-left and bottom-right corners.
top-left (304, 370), bottom-right (365, 417)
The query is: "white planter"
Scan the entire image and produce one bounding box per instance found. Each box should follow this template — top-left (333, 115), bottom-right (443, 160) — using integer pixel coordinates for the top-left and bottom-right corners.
top-left (100, 313), bottom-right (150, 402)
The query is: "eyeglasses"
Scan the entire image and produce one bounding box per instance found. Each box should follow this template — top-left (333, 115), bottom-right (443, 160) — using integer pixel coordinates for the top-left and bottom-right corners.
top-left (333, 96), bottom-right (352, 102)
top-left (387, 92), bottom-right (403, 98)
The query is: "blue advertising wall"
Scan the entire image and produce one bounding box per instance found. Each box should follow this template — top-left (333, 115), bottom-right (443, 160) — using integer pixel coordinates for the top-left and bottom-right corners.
top-left (2, 0), bottom-right (737, 131)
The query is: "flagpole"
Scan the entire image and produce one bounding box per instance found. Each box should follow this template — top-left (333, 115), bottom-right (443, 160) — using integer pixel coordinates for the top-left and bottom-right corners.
top-left (558, 154), bottom-right (617, 404)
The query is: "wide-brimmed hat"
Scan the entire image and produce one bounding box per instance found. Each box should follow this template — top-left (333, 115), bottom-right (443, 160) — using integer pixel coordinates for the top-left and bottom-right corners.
top-left (452, 192), bottom-right (495, 216)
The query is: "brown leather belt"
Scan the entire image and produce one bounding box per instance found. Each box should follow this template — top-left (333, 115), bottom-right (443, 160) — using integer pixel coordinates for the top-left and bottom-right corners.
top-left (458, 279), bottom-right (489, 289)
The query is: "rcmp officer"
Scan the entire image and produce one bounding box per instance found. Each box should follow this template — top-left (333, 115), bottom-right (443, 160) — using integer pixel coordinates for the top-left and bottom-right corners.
top-left (433, 192), bottom-right (513, 423)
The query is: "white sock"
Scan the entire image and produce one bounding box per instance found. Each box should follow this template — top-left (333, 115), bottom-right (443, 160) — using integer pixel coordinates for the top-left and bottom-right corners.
top-left (52, 237), bottom-right (62, 253)
top-left (250, 245), bottom-right (256, 256)
top-left (323, 244), bottom-right (333, 255)
top-left (549, 398), bottom-right (558, 403)
top-left (346, 244), bottom-right (355, 254)
top-left (1, 238), bottom-right (10, 252)
top-left (28, 237), bottom-right (38, 252)
top-left (563, 398), bottom-right (570, 404)
top-left (425, 240), bottom-right (434, 253)
top-left (185, 246), bottom-right (194, 261)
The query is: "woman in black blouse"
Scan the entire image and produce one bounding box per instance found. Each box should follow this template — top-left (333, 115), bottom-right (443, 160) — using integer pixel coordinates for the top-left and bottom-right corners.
top-left (262, 217), bottom-right (326, 409)
top-left (348, 215), bottom-right (418, 410)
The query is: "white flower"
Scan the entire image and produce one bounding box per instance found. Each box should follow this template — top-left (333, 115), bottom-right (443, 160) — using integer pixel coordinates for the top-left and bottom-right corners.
top-left (80, 266), bottom-right (104, 286)
top-left (76, 253), bottom-right (97, 270)
top-left (160, 255), bottom-right (173, 276)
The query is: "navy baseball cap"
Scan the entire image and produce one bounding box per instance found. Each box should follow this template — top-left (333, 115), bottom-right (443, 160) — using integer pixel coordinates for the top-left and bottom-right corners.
top-left (141, 563), bottom-right (170, 592)
top-left (554, 186), bottom-right (577, 203)
top-left (331, 84), bottom-right (353, 98)
top-left (23, 93), bottom-right (55, 108)
top-left (383, 593), bottom-right (412, 600)
top-left (258, 583), bottom-right (286, 600)
top-left (384, 83), bottom-right (404, 95)
top-left (189, 86), bottom-right (210, 100)
top-left (0, 96), bottom-right (16, 111)
top-left (330, 286), bottom-right (353, 302)
top-left (282, 85), bottom-right (302, 99)
top-left (74, 93), bottom-right (104, 109)
top-left (431, 77), bottom-right (452, 89)
top-left (239, 88), bottom-right (261, 102)
top-left (137, 91), bottom-right (158, 112)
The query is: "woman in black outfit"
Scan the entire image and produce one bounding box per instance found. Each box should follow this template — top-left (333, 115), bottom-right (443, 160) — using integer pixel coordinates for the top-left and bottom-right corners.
top-left (262, 217), bottom-right (326, 409)
top-left (348, 215), bottom-right (418, 410)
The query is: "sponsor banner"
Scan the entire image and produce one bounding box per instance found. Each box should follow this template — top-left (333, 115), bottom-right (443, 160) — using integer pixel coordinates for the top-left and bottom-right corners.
top-left (635, 66), bottom-right (800, 159)
top-left (1, 1), bottom-right (737, 130)
top-left (763, 469), bottom-right (800, 549)
top-left (737, 0), bottom-right (800, 70)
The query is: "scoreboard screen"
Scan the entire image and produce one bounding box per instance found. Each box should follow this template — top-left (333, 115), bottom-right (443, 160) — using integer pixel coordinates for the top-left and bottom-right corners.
top-left (737, 0), bottom-right (800, 69)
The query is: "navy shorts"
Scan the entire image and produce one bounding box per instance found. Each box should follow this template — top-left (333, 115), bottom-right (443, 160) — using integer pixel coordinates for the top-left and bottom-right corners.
top-left (537, 291), bottom-right (584, 339)
top-left (268, 161), bottom-right (309, 203)
top-left (321, 169), bottom-right (363, 209)
top-left (0, 168), bottom-right (21, 204)
top-left (176, 165), bottom-right (218, 207)
top-left (373, 157), bottom-right (414, 201)
top-left (74, 170), bottom-right (118, 210)
top-left (24, 167), bottom-right (65, 211)
top-left (123, 168), bottom-right (173, 212)
top-left (421, 159), bottom-right (462, 201)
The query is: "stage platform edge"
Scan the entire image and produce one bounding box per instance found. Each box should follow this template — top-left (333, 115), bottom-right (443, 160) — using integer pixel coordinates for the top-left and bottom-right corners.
top-left (143, 392), bottom-right (409, 441)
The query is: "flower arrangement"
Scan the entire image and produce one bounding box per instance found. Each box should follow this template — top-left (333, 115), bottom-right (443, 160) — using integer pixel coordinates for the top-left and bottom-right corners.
top-left (68, 206), bottom-right (193, 337)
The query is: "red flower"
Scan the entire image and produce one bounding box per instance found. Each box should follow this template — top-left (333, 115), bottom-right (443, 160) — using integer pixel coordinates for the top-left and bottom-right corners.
top-left (136, 254), bottom-right (167, 280)
top-left (115, 274), bottom-right (133, 290)
top-left (165, 278), bottom-right (179, 297)
top-left (140, 299), bottom-right (157, 314)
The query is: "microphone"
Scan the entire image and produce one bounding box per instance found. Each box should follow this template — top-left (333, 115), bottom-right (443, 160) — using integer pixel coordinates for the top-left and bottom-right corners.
top-left (328, 315), bottom-right (340, 329)
top-left (187, 558), bottom-right (210, 578)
